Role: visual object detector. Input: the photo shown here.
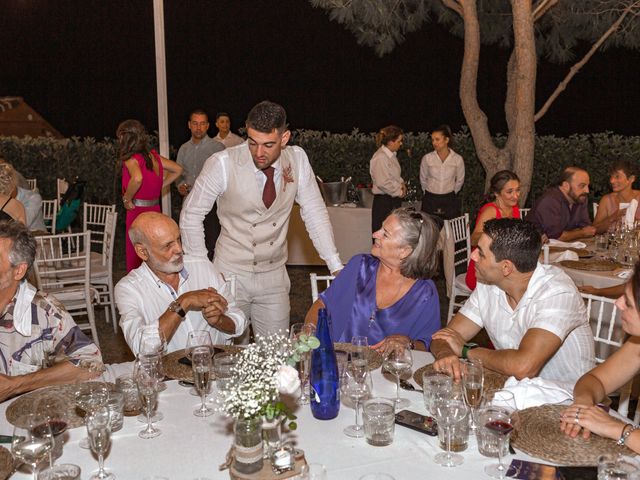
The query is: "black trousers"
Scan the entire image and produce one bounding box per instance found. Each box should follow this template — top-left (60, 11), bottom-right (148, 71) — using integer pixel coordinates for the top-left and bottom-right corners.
top-left (203, 203), bottom-right (221, 261)
top-left (421, 191), bottom-right (461, 221)
top-left (372, 194), bottom-right (402, 234)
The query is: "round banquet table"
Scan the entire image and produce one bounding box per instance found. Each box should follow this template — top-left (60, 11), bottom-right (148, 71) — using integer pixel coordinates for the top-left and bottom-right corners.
top-left (2, 352), bottom-right (544, 479)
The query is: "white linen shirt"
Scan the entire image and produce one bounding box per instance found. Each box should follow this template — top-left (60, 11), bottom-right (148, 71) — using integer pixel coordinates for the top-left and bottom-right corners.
top-left (370, 146), bottom-right (403, 197)
top-left (419, 149), bottom-right (465, 194)
top-left (459, 263), bottom-right (595, 387)
top-left (115, 256), bottom-right (246, 355)
top-left (179, 144), bottom-right (342, 273)
top-left (213, 131), bottom-right (244, 148)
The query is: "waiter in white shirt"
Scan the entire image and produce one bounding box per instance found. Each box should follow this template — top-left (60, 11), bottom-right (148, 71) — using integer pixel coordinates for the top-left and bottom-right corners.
top-left (420, 125), bottom-right (465, 221)
top-left (370, 125), bottom-right (406, 234)
top-left (180, 101), bottom-right (342, 340)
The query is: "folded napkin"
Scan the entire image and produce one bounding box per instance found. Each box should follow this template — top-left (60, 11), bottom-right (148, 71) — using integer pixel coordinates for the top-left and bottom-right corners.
top-left (100, 361), bottom-right (135, 383)
top-left (626, 199), bottom-right (638, 228)
top-left (549, 250), bottom-right (579, 263)
top-left (618, 269), bottom-right (633, 279)
top-left (503, 376), bottom-right (573, 410)
top-left (547, 239), bottom-right (587, 249)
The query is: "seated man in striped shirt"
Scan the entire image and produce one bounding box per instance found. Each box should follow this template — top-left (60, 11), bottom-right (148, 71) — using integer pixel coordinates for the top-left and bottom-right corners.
top-left (431, 218), bottom-right (595, 390)
top-left (0, 220), bottom-right (102, 402)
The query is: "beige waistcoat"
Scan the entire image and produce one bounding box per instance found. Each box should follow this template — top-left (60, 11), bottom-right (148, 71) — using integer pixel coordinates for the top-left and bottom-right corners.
top-left (216, 146), bottom-right (298, 273)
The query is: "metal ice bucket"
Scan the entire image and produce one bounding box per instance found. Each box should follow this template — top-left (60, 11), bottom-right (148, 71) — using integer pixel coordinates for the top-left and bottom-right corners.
top-left (319, 181), bottom-right (348, 206)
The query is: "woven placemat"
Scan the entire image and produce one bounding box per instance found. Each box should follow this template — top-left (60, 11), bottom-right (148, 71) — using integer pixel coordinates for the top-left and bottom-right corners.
top-left (0, 446), bottom-right (13, 480)
top-left (333, 343), bottom-right (383, 370)
top-left (559, 259), bottom-right (622, 271)
top-left (413, 363), bottom-right (507, 391)
top-left (548, 246), bottom-right (592, 258)
top-left (163, 345), bottom-right (243, 382)
top-left (6, 381), bottom-right (116, 429)
top-left (511, 404), bottom-right (634, 466)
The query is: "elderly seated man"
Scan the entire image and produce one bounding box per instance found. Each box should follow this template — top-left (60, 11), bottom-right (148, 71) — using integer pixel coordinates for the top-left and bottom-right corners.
top-left (431, 218), bottom-right (595, 390)
top-left (115, 212), bottom-right (246, 355)
top-left (0, 220), bottom-right (102, 402)
top-left (525, 166), bottom-right (596, 241)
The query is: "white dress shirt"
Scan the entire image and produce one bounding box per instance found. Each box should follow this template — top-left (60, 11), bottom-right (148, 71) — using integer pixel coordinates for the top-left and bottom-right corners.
top-left (370, 146), bottom-right (403, 197)
top-left (213, 131), bottom-right (244, 148)
top-left (460, 263), bottom-right (595, 387)
top-left (419, 149), bottom-right (465, 194)
top-left (179, 144), bottom-right (342, 273)
top-left (115, 256), bottom-right (246, 355)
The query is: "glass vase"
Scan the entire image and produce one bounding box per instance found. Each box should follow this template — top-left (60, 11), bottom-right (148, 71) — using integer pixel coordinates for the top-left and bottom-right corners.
top-left (262, 415), bottom-right (284, 459)
top-left (233, 417), bottom-right (264, 474)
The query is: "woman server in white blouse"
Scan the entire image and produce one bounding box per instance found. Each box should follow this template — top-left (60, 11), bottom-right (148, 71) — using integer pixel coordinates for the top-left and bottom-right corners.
top-left (420, 125), bottom-right (465, 220)
top-left (370, 125), bottom-right (406, 234)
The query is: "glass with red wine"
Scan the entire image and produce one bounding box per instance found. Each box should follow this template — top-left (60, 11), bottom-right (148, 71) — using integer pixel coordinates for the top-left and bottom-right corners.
top-left (478, 389), bottom-right (517, 479)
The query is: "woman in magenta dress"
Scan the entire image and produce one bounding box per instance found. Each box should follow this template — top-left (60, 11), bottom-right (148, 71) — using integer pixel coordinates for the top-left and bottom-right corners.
top-left (117, 120), bottom-right (182, 271)
top-left (465, 170), bottom-right (521, 290)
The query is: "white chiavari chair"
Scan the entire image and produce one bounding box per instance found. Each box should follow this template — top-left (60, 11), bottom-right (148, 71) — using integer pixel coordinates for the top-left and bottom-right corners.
top-left (443, 213), bottom-right (472, 323)
top-left (90, 210), bottom-right (118, 332)
top-left (41, 199), bottom-right (58, 234)
top-left (310, 273), bottom-right (335, 303)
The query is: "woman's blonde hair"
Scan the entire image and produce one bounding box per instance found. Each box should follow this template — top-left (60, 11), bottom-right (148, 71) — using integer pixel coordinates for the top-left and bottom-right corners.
top-left (0, 163), bottom-right (17, 196)
top-left (375, 125), bottom-right (403, 148)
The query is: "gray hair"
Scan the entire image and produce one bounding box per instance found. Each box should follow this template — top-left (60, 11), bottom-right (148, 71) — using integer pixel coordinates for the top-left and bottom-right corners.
top-left (0, 219), bottom-right (36, 269)
top-left (0, 163), bottom-right (16, 196)
top-left (128, 223), bottom-right (148, 247)
top-left (392, 207), bottom-right (439, 279)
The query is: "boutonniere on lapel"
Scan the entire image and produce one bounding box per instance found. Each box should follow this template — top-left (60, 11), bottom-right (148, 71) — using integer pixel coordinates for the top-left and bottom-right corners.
top-left (282, 164), bottom-right (294, 192)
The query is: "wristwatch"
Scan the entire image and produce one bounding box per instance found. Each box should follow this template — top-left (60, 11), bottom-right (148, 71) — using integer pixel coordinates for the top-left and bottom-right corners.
top-left (167, 300), bottom-right (186, 318)
top-left (461, 343), bottom-right (479, 359)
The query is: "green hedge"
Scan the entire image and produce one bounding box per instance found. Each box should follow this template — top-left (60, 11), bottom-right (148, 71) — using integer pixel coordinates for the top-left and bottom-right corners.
top-left (2, 130), bottom-right (640, 222)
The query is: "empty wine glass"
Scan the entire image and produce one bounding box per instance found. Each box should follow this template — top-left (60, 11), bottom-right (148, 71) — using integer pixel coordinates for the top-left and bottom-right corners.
top-left (289, 323), bottom-right (316, 405)
top-left (137, 325), bottom-right (167, 356)
top-left (382, 346), bottom-right (413, 410)
top-left (481, 406), bottom-right (515, 479)
top-left (341, 365), bottom-right (372, 437)
top-left (135, 361), bottom-right (162, 439)
top-left (74, 381), bottom-right (109, 449)
top-left (481, 389), bottom-right (517, 411)
top-left (192, 346), bottom-right (214, 417)
top-left (432, 393), bottom-right (468, 467)
top-left (186, 330), bottom-right (213, 359)
top-left (11, 413), bottom-right (54, 480)
top-left (351, 335), bottom-right (369, 366)
top-left (134, 355), bottom-right (164, 423)
top-left (86, 407), bottom-right (115, 480)
top-left (422, 371), bottom-right (453, 416)
top-left (461, 358), bottom-right (484, 430)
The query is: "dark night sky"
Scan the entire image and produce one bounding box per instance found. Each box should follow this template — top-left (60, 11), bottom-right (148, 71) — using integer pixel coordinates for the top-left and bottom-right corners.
top-left (2, 0), bottom-right (639, 148)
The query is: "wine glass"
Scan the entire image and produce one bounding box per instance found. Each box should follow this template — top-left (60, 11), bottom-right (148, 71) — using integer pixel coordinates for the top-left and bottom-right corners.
top-left (86, 407), bottom-right (115, 480)
top-left (481, 406), bottom-right (515, 479)
top-left (481, 389), bottom-right (517, 411)
top-left (134, 355), bottom-right (164, 423)
top-left (289, 323), bottom-right (316, 405)
top-left (382, 346), bottom-right (413, 410)
top-left (422, 371), bottom-right (453, 416)
top-left (135, 361), bottom-right (162, 439)
top-left (186, 330), bottom-right (213, 359)
top-left (461, 358), bottom-right (484, 430)
top-left (192, 346), bottom-right (214, 417)
top-left (351, 335), bottom-right (369, 367)
top-left (33, 397), bottom-right (68, 468)
top-left (74, 381), bottom-right (109, 449)
top-left (11, 413), bottom-right (54, 480)
top-left (341, 365), bottom-right (372, 437)
top-left (432, 392), bottom-right (468, 467)
top-left (137, 325), bottom-right (167, 356)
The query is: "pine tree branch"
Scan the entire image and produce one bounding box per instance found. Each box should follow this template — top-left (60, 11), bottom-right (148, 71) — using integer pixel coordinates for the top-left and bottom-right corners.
top-left (534, 0), bottom-right (639, 122)
top-left (441, 0), bottom-right (463, 17)
top-left (532, 0), bottom-right (558, 22)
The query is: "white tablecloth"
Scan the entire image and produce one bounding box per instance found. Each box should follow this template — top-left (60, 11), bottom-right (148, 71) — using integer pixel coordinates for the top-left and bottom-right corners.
top-left (2, 352), bottom-right (545, 479)
top-left (287, 204), bottom-right (372, 266)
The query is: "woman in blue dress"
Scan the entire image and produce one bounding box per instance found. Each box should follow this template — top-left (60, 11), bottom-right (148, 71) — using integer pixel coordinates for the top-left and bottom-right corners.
top-left (305, 207), bottom-right (441, 355)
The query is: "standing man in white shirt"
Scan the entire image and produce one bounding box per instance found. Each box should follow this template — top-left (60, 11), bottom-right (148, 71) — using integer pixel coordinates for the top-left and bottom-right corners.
top-left (420, 125), bottom-right (465, 221)
top-left (175, 109), bottom-right (225, 260)
top-left (213, 112), bottom-right (244, 148)
top-left (431, 218), bottom-right (594, 391)
top-left (180, 101), bottom-right (342, 340)
top-left (115, 212), bottom-right (246, 355)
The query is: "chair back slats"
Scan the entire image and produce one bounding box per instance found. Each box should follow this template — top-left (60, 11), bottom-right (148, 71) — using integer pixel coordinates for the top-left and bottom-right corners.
top-left (444, 214), bottom-right (471, 273)
top-left (34, 231), bottom-right (91, 290)
top-left (26, 178), bottom-right (37, 190)
top-left (83, 203), bottom-right (116, 251)
top-left (310, 273), bottom-right (335, 303)
top-left (41, 199), bottom-right (58, 234)
top-left (518, 208), bottom-right (530, 218)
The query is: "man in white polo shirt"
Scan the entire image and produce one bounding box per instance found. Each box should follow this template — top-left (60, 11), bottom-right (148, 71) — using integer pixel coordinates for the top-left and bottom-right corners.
top-left (431, 218), bottom-right (594, 389)
top-left (180, 101), bottom-right (341, 339)
top-left (115, 212), bottom-right (246, 355)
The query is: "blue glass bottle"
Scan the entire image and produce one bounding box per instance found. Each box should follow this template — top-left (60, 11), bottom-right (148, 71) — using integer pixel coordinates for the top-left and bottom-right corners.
top-left (309, 308), bottom-right (340, 420)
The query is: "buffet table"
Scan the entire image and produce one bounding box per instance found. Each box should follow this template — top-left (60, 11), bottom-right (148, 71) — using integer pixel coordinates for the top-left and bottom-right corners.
top-left (3, 352), bottom-right (547, 480)
top-left (286, 204), bottom-right (372, 266)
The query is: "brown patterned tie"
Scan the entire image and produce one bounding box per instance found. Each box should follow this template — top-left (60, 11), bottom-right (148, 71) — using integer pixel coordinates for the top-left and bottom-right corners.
top-left (262, 166), bottom-right (276, 209)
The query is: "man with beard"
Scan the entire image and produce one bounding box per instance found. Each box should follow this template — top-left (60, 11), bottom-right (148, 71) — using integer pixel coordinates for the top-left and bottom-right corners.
top-left (431, 219), bottom-right (594, 393)
top-left (525, 166), bottom-right (596, 241)
top-left (180, 100), bottom-right (341, 340)
top-left (115, 212), bottom-right (246, 355)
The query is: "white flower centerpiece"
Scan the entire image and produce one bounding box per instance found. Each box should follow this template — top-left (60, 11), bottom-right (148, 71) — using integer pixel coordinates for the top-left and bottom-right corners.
top-left (221, 330), bottom-right (319, 474)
